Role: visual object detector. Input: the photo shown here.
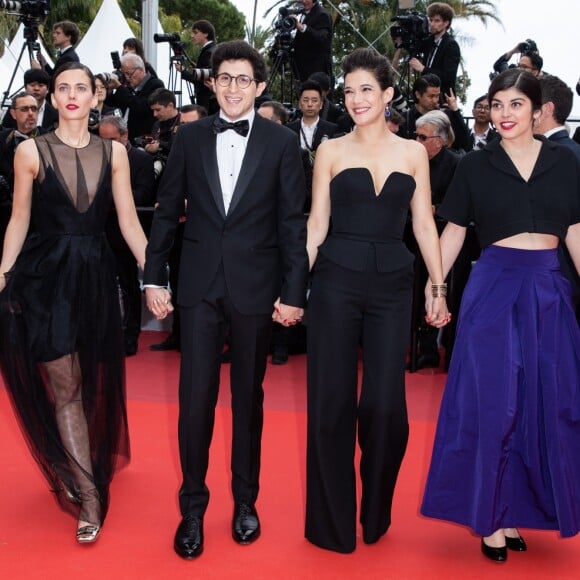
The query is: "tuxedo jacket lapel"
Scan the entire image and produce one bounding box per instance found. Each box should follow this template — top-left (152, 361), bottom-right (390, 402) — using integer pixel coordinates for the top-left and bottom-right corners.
top-left (227, 118), bottom-right (269, 216)
top-left (200, 118), bottom-right (226, 218)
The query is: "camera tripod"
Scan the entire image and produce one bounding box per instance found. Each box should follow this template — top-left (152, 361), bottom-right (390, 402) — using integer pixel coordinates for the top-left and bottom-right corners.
top-left (166, 55), bottom-right (194, 108)
top-left (266, 41), bottom-right (299, 106)
top-left (1, 19), bottom-right (43, 111)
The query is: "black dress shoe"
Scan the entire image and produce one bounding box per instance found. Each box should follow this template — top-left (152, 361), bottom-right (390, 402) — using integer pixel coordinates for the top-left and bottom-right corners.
top-left (150, 335), bottom-right (180, 351)
top-left (271, 346), bottom-right (289, 365)
top-left (416, 353), bottom-right (440, 369)
top-left (505, 534), bottom-right (527, 552)
top-left (124, 337), bottom-right (138, 357)
top-left (174, 516), bottom-right (204, 559)
top-left (232, 502), bottom-right (261, 544)
top-left (481, 539), bottom-right (507, 562)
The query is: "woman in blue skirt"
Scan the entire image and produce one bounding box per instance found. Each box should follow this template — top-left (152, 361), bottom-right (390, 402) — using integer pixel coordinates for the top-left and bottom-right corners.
top-left (421, 68), bottom-right (580, 562)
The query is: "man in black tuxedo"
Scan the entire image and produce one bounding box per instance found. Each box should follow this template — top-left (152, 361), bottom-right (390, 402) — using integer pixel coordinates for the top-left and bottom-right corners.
top-left (291, 0), bottom-right (333, 82)
top-left (409, 2), bottom-right (460, 99)
top-left (105, 53), bottom-right (165, 143)
top-left (175, 20), bottom-right (218, 114)
top-left (32, 21), bottom-right (80, 77)
top-left (144, 41), bottom-right (309, 559)
top-left (1, 69), bottom-right (58, 132)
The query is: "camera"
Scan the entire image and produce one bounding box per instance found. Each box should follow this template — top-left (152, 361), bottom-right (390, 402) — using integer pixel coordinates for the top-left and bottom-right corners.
top-left (133, 135), bottom-right (154, 148)
top-left (185, 68), bottom-right (212, 82)
top-left (390, 11), bottom-right (430, 57)
top-left (88, 108), bottom-right (100, 127)
top-left (0, 0), bottom-right (50, 19)
top-left (517, 39), bottom-right (538, 54)
top-left (153, 32), bottom-right (181, 44)
top-left (274, 6), bottom-right (303, 33)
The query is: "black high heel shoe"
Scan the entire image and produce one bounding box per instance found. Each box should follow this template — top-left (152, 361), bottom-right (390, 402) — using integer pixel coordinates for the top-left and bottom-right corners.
top-left (481, 539), bottom-right (507, 562)
top-left (505, 533), bottom-right (527, 552)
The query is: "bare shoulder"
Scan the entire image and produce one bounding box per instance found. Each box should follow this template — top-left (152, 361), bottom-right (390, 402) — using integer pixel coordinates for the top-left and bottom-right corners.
top-left (110, 140), bottom-right (129, 165)
top-left (14, 138), bottom-right (39, 174)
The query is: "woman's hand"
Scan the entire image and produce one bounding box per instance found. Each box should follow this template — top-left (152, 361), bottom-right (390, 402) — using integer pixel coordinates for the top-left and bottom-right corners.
top-left (424, 295), bottom-right (451, 328)
top-left (145, 287), bottom-right (174, 320)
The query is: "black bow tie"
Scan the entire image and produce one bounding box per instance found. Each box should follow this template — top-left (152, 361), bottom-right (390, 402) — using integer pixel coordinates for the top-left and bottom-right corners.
top-left (212, 117), bottom-right (250, 137)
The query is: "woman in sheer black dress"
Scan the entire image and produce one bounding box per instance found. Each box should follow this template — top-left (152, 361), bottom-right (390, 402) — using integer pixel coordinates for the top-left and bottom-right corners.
top-left (0, 63), bottom-right (159, 543)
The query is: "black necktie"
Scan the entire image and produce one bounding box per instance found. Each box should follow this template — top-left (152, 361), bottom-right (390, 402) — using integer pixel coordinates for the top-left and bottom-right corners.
top-left (212, 117), bottom-right (250, 137)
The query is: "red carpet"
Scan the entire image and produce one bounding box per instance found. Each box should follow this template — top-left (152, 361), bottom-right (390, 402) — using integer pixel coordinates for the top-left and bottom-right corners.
top-left (1, 331), bottom-right (579, 579)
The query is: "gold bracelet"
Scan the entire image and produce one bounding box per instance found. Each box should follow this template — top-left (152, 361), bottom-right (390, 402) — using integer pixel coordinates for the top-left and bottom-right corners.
top-left (431, 283), bottom-right (447, 298)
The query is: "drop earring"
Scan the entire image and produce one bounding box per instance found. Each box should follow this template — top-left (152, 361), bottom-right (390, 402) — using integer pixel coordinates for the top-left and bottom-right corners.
top-left (385, 103), bottom-right (391, 118)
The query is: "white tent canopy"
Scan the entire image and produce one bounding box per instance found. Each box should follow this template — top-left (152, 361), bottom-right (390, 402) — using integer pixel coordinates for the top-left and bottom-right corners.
top-left (0, 24), bottom-right (54, 103)
top-left (76, 0), bottom-right (134, 76)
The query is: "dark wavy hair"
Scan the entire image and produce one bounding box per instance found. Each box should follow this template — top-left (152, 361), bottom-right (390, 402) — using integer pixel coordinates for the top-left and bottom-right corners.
top-left (488, 68), bottom-right (542, 112)
top-left (341, 48), bottom-right (394, 91)
top-left (51, 61), bottom-right (96, 94)
top-left (211, 40), bottom-right (268, 83)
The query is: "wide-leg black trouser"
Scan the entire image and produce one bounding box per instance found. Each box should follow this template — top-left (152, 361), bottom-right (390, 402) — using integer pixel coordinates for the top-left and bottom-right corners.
top-left (306, 251), bottom-right (413, 553)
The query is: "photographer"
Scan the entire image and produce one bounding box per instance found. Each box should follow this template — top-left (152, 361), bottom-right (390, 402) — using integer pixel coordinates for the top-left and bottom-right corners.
top-left (143, 88), bottom-right (181, 179)
top-left (409, 2), bottom-right (460, 98)
top-left (123, 37), bottom-right (158, 79)
top-left (291, 0), bottom-right (333, 82)
top-left (493, 40), bottom-right (543, 78)
top-left (105, 53), bottom-right (164, 143)
top-left (31, 21), bottom-right (80, 77)
top-left (174, 20), bottom-right (217, 114)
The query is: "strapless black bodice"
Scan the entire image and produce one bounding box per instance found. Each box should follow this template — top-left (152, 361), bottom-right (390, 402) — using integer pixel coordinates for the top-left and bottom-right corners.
top-left (317, 168), bottom-right (416, 272)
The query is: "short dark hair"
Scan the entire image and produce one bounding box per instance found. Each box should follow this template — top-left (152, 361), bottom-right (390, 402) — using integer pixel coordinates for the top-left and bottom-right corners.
top-left (54, 21), bottom-right (80, 46)
top-left (211, 40), bottom-right (268, 83)
top-left (51, 62), bottom-right (95, 94)
top-left (521, 51), bottom-right (543, 72)
top-left (298, 80), bottom-right (323, 99)
top-left (473, 94), bottom-right (488, 108)
top-left (413, 73), bottom-right (441, 96)
top-left (259, 101), bottom-right (289, 124)
top-left (192, 20), bottom-right (216, 41)
top-left (308, 72), bottom-right (331, 92)
top-left (148, 88), bottom-right (176, 108)
top-left (427, 3), bottom-right (455, 26)
top-left (488, 68), bottom-right (542, 112)
top-left (11, 91), bottom-right (37, 108)
top-left (23, 68), bottom-right (50, 86)
top-left (539, 75), bottom-right (574, 125)
top-left (180, 104), bottom-right (208, 118)
top-left (123, 38), bottom-right (146, 60)
top-left (387, 108), bottom-right (405, 127)
top-left (341, 48), bottom-right (394, 91)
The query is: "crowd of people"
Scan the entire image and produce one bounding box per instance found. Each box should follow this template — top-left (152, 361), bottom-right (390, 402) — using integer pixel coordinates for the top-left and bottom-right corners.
top-left (0, 1), bottom-right (579, 569)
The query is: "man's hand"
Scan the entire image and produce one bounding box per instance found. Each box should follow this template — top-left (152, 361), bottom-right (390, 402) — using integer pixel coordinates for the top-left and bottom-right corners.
top-left (444, 87), bottom-right (458, 111)
top-left (291, 15), bottom-right (306, 32)
top-left (145, 141), bottom-right (160, 155)
top-left (409, 57), bottom-right (425, 73)
top-left (145, 287), bottom-right (174, 320)
top-left (272, 298), bottom-right (303, 327)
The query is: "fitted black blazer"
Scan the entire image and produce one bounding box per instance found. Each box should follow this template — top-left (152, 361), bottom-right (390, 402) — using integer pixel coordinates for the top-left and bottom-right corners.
top-left (44, 47), bottom-right (80, 76)
top-left (144, 114), bottom-right (309, 315)
top-left (549, 129), bottom-right (580, 164)
top-left (421, 32), bottom-right (460, 97)
top-left (291, 2), bottom-right (333, 81)
top-left (286, 118), bottom-right (338, 151)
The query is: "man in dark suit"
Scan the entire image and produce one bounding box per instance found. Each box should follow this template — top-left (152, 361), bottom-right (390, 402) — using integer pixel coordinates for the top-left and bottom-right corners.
top-left (286, 79), bottom-right (338, 211)
top-left (468, 94), bottom-right (498, 150)
top-left (32, 21), bottom-right (80, 77)
top-left (1, 69), bottom-right (58, 132)
top-left (144, 40), bottom-right (309, 560)
top-left (0, 93), bottom-right (41, 257)
top-left (291, 0), bottom-right (333, 82)
top-left (99, 115), bottom-right (156, 356)
top-left (175, 20), bottom-right (218, 114)
top-left (105, 53), bottom-right (165, 144)
top-left (536, 75), bottom-right (580, 162)
top-left (409, 2), bottom-right (460, 99)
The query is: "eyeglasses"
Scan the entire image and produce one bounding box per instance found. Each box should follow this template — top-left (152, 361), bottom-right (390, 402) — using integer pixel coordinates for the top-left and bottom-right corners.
top-left (415, 133), bottom-right (441, 141)
top-left (474, 105), bottom-right (490, 111)
top-left (215, 73), bottom-right (255, 89)
top-left (122, 68), bottom-right (138, 77)
top-left (13, 105), bottom-right (39, 113)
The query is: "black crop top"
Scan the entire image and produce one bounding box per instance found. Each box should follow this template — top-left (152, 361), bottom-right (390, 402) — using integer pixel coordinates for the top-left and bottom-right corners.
top-left (437, 137), bottom-right (580, 247)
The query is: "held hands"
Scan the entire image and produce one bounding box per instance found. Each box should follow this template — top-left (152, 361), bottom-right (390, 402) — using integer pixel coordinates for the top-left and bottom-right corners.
top-left (272, 297), bottom-right (303, 327)
top-left (424, 283), bottom-right (451, 328)
top-left (145, 287), bottom-right (174, 320)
